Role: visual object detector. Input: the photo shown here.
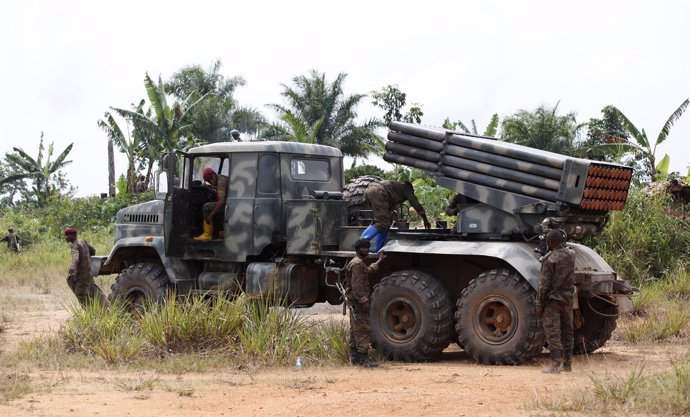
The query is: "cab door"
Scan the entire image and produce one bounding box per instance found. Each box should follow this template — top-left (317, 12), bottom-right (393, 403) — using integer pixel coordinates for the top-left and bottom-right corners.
top-left (164, 150), bottom-right (192, 256)
top-left (224, 152), bottom-right (257, 261)
top-left (253, 153), bottom-right (282, 253)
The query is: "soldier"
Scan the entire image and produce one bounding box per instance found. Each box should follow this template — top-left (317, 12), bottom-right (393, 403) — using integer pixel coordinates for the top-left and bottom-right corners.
top-left (345, 238), bottom-right (386, 367)
top-left (135, 174), bottom-right (147, 193)
top-left (230, 129), bottom-right (242, 142)
top-left (194, 167), bottom-right (229, 240)
top-left (64, 228), bottom-right (108, 307)
top-left (360, 180), bottom-right (431, 252)
top-left (2, 228), bottom-right (21, 253)
top-left (535, 229), bottom-right (575, 373)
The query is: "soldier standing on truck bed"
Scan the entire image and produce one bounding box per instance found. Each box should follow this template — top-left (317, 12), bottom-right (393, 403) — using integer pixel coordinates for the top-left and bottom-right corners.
top-left (360, 180), bottom-right (431, 252)
top-left (64, 228), bottom-right (108, 307)
top-left (535, 229), bottom-right (575, 373)
top-left (345, 239), bottom-right (386, 367)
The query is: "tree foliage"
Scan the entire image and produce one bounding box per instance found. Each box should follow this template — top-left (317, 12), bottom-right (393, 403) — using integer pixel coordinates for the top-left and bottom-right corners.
top-left (112, 73), bottom-right (208, 154)
top-left (443, 114), bottom-right (500, 137)
top-left (97, 111), bottom-right (143, 194)
top-left (165, 60), bottom-right (265, 142)
top-left (371, 84), bottom-right (423, 125)
top-left (501, 103), bottom-right (583, 155)
top-left (0, 132), bottom-right (75, 206)
top-left (266, 70), bottom-right (383, 157)
top-left (606, 98), bottom-right (689, 182)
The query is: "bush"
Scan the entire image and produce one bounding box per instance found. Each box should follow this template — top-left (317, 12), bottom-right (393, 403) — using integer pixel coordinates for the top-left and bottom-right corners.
top-left (589, 188), bottom-right (690, 285)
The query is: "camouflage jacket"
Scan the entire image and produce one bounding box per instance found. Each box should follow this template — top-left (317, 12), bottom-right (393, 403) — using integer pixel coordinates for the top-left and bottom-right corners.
top-left (536, 246), bottom-right (575, 306)
top-left (378, 180), bottom-right (424, 213)
top-left (344, 255), bottom-right (379, 304)
top-left (69, 239), bottom-right (94, 281)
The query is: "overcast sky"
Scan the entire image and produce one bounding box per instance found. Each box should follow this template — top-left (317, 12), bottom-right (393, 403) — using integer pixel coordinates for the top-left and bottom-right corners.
top-left (1, 0), bottom-right (688, 197)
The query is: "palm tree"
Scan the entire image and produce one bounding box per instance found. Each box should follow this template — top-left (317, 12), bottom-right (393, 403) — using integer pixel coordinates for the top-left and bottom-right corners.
top-left (266, 70), bottom-right (383, 158)
top-left (501, 103), bottom-right (583, 155)
top-left (443, 114), bottom-right (500, 137)
top-left (112, 73), bottom-right (208, 153)
top-left (97, 111), bottom-right (143, 194)
top-left (0, 132), bottom-right (73, 205)
top-left (607, 98), bottom-right (689, 181)
top-left (165, 60), bottom-right (264, 142)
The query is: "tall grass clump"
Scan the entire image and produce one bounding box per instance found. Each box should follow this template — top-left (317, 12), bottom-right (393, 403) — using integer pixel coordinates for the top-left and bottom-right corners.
top-left (618, 300), bottom-right (690, 343)
top-left (54, 295), bottom-right (348, 368)
top-left (591, 188), bottom-right (690, 285)
top-left (62, 301), bottom-right (144, 364)
top-left (139, 295), bottom-right (244, 354)
top-left (535, 360), bottom-right (690, 415)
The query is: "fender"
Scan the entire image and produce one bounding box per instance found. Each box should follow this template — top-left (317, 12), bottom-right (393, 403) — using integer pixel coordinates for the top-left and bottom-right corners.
top-left (381, 240), bottom-right (615, 290)
top-left (90, 236), bottom-right (193, 284)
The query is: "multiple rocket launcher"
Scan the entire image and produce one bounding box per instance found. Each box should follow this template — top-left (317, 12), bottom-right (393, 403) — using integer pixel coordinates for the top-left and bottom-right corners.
top-left (384, 121), bottom-right (633, 218)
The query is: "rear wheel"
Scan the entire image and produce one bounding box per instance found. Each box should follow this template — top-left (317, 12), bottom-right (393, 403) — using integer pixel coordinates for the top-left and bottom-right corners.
top-left (573, 297), bottom-right (617, 354)
top-left (109, 262), bottom-right (169, 311)
top-left (455, 268), bottom-right (544, 365)
top-left (370, 270), bottom-right (453, 361)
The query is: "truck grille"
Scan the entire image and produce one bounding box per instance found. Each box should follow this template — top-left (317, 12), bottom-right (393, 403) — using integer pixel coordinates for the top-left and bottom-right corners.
top-left (122, 213), bottom-right (160, 224)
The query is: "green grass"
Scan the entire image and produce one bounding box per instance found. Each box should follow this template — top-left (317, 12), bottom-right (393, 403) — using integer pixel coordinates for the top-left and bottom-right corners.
top-left (0, 373), bottom-right (33, 404)
top-left (534, 359), bottom-right (690, 415)
top-left (2, 294), bottom-right (349, 371)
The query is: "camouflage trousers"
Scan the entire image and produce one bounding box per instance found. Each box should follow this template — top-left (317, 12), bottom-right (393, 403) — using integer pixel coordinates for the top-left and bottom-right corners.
top-left (349, 302), bottom-right (371, 354)
top-left (542, 299), bottom-right (574, 354)
top-left (364, 186), bottom-right (392, 231)
top-left (67, 276), bottom-right (108, 307)
top-left (201, 202), bottom-right (217, 219)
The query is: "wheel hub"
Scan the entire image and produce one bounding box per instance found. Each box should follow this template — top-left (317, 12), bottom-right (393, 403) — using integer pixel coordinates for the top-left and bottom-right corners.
top-left (475, 297), bottom-right (517, 344)
top-left (384, 299), bottom-right (419, 342)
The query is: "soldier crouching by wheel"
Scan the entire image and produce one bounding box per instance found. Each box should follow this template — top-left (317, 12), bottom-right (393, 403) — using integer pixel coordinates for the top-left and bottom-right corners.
top-left (345, 239), bottom-right (386, 367)
top-left (535, 229), bottom-right (575, 373)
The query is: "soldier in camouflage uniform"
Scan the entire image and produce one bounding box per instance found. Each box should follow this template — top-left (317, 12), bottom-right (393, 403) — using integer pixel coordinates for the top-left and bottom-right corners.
top-left (535, 229), bottom-right (575, 373)
top-left (194, 167), bottom-right (229, 241)
top-left (344, 238), bottom-right (386, 367)
top-left (64, 228), bottom-right (108, 307)
top-left (2, 228), bottom-right (21, 252)
top-left (360, 180), bottom-right (431, 252)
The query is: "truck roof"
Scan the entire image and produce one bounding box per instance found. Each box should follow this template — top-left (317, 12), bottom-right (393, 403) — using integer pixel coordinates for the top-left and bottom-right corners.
top-left (188, 141), bottom-right (343, 157)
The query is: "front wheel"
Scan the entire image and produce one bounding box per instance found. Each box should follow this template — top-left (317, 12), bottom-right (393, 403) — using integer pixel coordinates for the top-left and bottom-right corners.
top-left (455, 268), bottom-right (544, 365)
top-left (370, 270), bottom-right (453, 361)
top-left (109, 262), bottom-right (170, 311)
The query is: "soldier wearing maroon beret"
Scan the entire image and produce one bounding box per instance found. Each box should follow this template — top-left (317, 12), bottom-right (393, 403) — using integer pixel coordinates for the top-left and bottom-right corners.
top-left (64, 227), bottom-right (108, 307)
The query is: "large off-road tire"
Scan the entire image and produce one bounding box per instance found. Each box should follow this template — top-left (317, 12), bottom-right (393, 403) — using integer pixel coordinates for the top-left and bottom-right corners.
top-left (370, 270), bottom-right (453, 361)
top-left (109, 262), bottom-right (169, 310)
top-left (455, 268), bottom-right (544, 365)
top-left (573, 297), bottom-right (617, 354)
top-left (342, 175), bottom-right (382, 226)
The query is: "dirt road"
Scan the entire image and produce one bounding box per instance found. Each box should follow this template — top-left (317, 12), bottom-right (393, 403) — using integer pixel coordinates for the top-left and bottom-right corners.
top-left (0, 288), bottom-right (685, 417)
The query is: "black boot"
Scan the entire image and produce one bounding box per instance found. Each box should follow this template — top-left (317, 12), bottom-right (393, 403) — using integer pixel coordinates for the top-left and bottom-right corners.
top-left (350, 347), bottom-right (360, 365)
top-left (542, 350), bottom-right (562, 374)
top-left (562, 349), bottom-right (572, 372)
top-left (351, 350), bottom-right (379, 368)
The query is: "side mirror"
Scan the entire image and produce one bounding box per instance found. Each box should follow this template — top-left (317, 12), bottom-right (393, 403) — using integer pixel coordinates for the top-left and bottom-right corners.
top-left (155, 170), bottom-right (168, 200)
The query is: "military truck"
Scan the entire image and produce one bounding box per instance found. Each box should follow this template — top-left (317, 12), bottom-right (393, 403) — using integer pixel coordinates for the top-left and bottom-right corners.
top-left (91, 122), bottom-right (634, 365)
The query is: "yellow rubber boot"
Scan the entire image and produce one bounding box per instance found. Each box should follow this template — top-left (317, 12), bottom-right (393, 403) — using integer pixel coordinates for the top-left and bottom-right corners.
top-left (194, 221), bottom-right (213, 241)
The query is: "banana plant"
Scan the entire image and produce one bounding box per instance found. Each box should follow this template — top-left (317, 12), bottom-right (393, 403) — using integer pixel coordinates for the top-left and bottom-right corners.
top-left (607, 98), bottom-right (688, 182)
